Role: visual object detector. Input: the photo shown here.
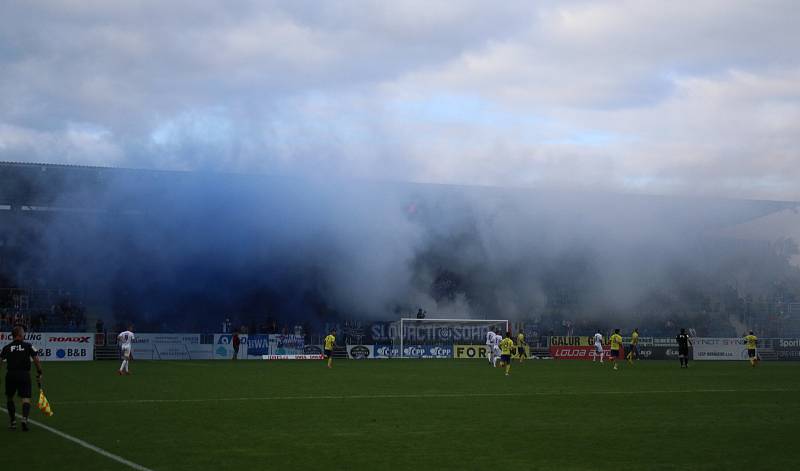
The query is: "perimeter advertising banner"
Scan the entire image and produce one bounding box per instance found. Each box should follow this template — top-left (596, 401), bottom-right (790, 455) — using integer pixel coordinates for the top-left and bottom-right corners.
top-left (267, 334), bottom-right (305, 356)
top-left (454, 344), bottom-right (489, 359)
top-left (549, 345), bottom-right (624, 361)
top-left (0, 332), bottom-right (94, 361)
top-left (347, 344), bottom-right (374, 359)
top-left (213, 334), bottom-right (248, 360)
top-left (634, 346), bottom-right (688, 360)
top-left (373, 344), bottom-right (399, 358)
top-left (134, 333), bottom-right (210, 360)
top-left (548, 336), bottom-right (592, 346)
top-left (692, 338), bottom-right (748, 361)
top-left (774, 339), bottom-right (800, 361)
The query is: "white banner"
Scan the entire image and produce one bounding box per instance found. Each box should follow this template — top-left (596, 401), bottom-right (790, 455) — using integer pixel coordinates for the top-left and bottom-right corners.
top-left (0, 332), bottom-right (94, 361)
top-left (693, 338), bottom-right (749, 361)
top-left (347, 345), bottom-right (374, 359)
top-left (262, 354), bottom-right (323, 360)
top-left (133, 333), bottom-right (210, 360)
top-left (213, 334), bottom-right (248, 360)
top-left (267, 334), bottom-right (305, 356)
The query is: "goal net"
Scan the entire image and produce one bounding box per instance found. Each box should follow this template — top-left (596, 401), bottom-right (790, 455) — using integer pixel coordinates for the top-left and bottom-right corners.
top-left (395, 318), bottom-right (509, 359)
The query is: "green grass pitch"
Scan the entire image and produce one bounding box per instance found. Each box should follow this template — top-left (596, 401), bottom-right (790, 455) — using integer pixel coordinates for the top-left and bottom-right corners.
top-left (4, 359), bottom-right (800, 470)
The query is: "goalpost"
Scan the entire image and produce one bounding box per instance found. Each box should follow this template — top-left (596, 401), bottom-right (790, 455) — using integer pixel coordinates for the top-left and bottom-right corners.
top-left (397, 318), bottom-right (510, 359)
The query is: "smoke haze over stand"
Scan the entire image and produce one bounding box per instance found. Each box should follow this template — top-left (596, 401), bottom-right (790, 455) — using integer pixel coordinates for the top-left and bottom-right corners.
top-left (2, 163), bottom-right (798, 334)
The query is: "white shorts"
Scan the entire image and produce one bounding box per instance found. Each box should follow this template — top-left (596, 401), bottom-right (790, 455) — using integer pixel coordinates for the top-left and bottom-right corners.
top-left (121, 345), bottom-right (132, 359)
top-left (594, 344), bottom-right (603, 353)
top-left (493, 346), bottom-right (501, 356)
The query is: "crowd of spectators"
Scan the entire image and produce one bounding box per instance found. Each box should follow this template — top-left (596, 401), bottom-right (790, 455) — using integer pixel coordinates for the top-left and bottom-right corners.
top-left (0, 295), bottom-right (87, 332)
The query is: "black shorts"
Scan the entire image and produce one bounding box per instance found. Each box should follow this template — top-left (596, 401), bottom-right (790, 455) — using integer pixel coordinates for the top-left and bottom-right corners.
top-left (679, 348), bottom-right (689, 357)
top-left (324, 349), bottom-right (332, 358)
top-left (500, 354), bottom-right (511, 364)
top-left (611, 349), bottom-right (620, 359)
top-left (518, 347), bottom-right (527, 356)
top-left (629, 344), bottom-right (639, 355)
top-left (5, 371), bottom-right (32, 399)
top-left (748, 349), bottom-right (756, 358)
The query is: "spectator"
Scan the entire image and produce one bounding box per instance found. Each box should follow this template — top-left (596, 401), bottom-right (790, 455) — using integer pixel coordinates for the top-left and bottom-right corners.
top-left (416, 308), bottom-right (426, 319)
top-left (96, 319), bottom-right (105, 333)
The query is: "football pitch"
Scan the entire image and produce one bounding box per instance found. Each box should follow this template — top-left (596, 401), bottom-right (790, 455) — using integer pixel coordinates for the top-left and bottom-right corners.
top-left (5, 359), bottom-right (800, 471)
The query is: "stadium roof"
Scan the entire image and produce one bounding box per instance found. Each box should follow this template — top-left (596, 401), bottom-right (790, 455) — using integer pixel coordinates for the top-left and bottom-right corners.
top-left (0, 160), bottom-right (797, 230)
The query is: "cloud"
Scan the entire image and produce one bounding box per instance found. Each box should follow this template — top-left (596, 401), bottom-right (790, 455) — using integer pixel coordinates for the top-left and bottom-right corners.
top-left (1, 0), bottom-right (799, 199)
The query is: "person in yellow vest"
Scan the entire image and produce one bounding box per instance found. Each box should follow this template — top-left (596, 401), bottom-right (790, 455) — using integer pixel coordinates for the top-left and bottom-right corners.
top-left (499, 332), bottom-right (515, 376)
top-left (627, 328), bottom-right (639, 364)
top-left (610, 329), bottom-right (624, 370)
top-left (744, 331), bottom-right (759, 367)
top-left (516, 331), bottom-right (527, 362)
top-left (324, 329), bottom-right (336, 369)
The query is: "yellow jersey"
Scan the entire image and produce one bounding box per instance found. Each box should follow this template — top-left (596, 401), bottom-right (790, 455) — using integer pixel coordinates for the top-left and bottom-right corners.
top-left (516, 333), bottom-right (525, 346)
top-left (745, 335), bottom-right (757, 349)
top-left (500, 337), bottom-right (514, 355)
top-left (631, 331), bottom-right (639, 345)
top-left (610, 334), bottom-right (623, 350)
top-left (324, 334), bottom-right (336, 350)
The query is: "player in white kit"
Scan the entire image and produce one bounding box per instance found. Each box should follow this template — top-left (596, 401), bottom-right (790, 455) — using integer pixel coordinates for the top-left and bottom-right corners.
top-left (118, 325), bottom-right (135, 375)
top-left (485, 329), bottom-right (496, 366)
top-left (592, 330), bottom-right (604, 363)
top-left (491, 330), bottom-right (502, 367)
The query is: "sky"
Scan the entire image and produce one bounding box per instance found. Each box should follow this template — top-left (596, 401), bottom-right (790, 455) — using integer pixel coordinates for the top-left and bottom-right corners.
top-left (1, 0), bottom-right (799, 201)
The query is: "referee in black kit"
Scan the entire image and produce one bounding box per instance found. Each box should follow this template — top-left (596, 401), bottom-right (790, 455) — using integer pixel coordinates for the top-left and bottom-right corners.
top-left (1, 326), bottom-right (43, 431)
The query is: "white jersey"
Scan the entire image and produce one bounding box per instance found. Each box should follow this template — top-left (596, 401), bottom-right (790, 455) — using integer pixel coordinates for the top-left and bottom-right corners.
top-left (486, 331), bottom-right (496, 346)
top-left (492, 334), bottom-right (501, 347)
top-left (118, 330), bottom-right (135, 349)
top-left (593, 333), bottom-right (604, 346)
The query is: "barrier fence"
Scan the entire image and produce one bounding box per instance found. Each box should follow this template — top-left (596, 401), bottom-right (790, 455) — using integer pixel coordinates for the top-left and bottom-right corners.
top-left (7, 332), bottom-right (800, 361)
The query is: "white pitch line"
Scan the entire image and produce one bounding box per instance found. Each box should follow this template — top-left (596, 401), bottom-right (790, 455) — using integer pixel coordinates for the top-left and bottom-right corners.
top-left (53, 387), bottom-right (797, 406)
top-left (0, 407), bottom-right (154, 471)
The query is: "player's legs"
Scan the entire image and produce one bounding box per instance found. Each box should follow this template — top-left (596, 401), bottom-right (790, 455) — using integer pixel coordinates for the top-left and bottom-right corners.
top-left (501, 354), bottom-right (511, 375)
top-left (6, 375), bottom-right (18, 428)
top-left (325, 349), bottom-right (333, 368)
top-left (611, 350), bottom-right (619, 370)
top-left (19, 378), bottom-right (32, 431)
top-left (119, 346), bottom-right (131, 374)
top-left (595, 344), bottom-right (604, 363)
top-left (119, 347), bottom-right (127, 373)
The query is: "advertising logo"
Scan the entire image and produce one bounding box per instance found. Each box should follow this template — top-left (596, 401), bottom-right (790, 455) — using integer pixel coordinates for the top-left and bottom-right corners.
top-left (304, 345), bottom-right (323, 355)
top-left (349, 345), bottom-right (371, 359)
top-left (48, 336), bottom-right (90, 343)
top-left (427, 345), bottom-right (453, 358)
top-left (402, 345), bottom-right (425, 357)
top-left (454, 345), bottom-right (489, 359)
top-left (374, 345), bottom-right (398, 358)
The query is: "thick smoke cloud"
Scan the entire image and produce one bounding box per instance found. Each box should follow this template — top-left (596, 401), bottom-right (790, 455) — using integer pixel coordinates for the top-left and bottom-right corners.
top-left (3, 167), bottom-right (798, 332)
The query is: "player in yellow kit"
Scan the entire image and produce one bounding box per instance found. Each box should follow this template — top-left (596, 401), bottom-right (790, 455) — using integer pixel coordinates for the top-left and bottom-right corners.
top-left (516, 331), bottom-right (527, 363)
top-left (499, 332), bottom-right (514, 376)
top-left (627, 328), bottom-right (639, 364)
top-left (610, 329), bottom-right (623, 370)
top-left (744, 331), bottom-right (759, 367)
top-left (324, 329), bottom-right (336, 368)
